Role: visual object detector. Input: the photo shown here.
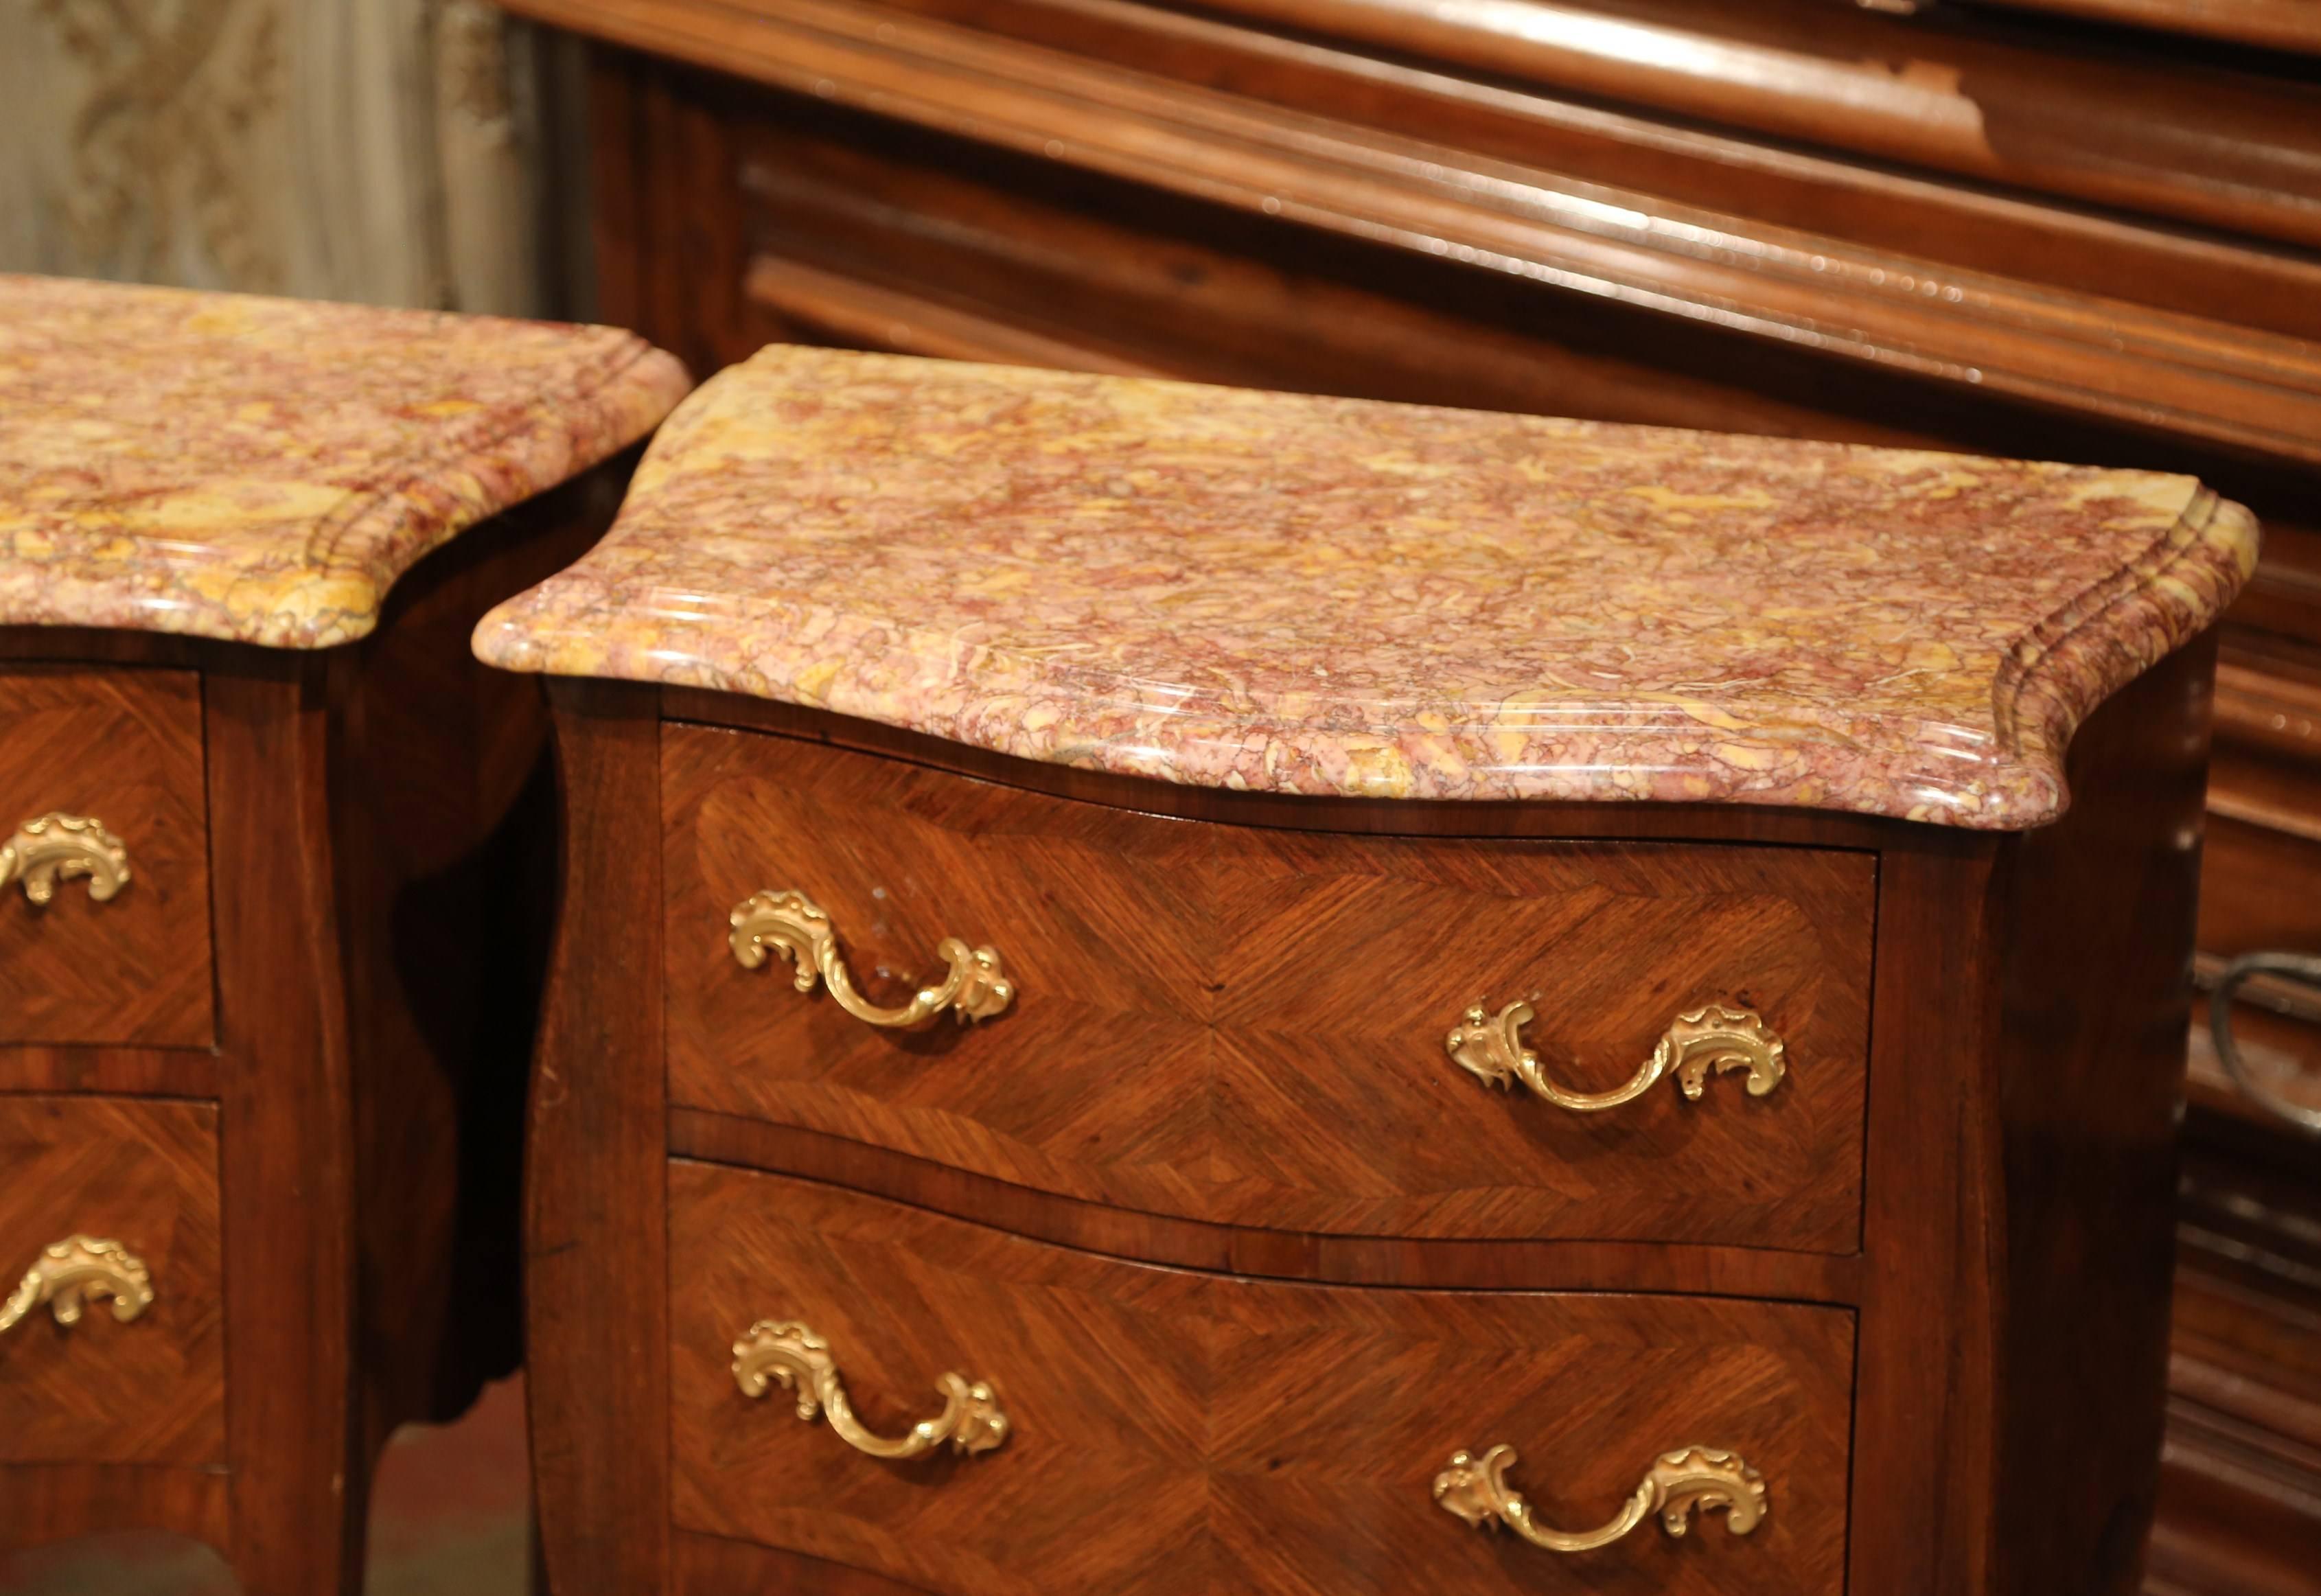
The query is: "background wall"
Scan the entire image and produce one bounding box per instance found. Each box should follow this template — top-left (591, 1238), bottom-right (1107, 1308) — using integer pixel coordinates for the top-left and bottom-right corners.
top-left (0, 0), bottom-right (577, 315)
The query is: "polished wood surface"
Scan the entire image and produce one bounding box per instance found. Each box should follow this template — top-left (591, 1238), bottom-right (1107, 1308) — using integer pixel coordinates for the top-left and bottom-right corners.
top-left (669, 1107), bottom-right (1867, 1298)
top-left (2152, 1111), bottom-right (2321, 1596)
top-left (527, 679), bottom-right (673, 1596)
top-left (334, 465), bottom-right (622, 1446)
top-left (1979, 0), bottom-right (2321, 52)
top-left (0, 666), bottom-right (212, 1049)
top-left (669, 1160), bottom-right (1856, 1596)
top-left (203, 649), bottom-right (361, 1594)
top-left (664, 726), bottom-right (1873, 1249)
top-left (529, 641), bottom-right (2209, 1595)
top-left (0, 1095), bottom-right (222, 1466)
top-left (1182, 0), bottom-right (2321, 244)
top-left (0, 1464), bottom-right (229, 1551)
top-left (675, 1530), bottom-right (985, 1594)
top-left (1986, 632), bottom-right (2217, 1593)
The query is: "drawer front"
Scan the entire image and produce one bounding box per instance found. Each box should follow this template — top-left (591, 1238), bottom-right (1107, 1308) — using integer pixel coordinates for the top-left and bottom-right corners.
top-left (670, 1161), bottom-right (1854, 1596)
top-left (0, 667), bottom-right (213, 1048)
top-left (0, 1095), bottom-right (224, 1464)
top-left (665, 728), bottom-right (1873, 1251)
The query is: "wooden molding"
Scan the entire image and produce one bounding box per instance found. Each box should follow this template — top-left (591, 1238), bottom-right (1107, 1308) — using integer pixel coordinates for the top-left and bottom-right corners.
top-left (511, 0), bottom-right (2321, 464)
top-left (1177, 0), bottom-right (2321, 247)
top-left (1981, 0), bottom-right (2321, 54)
top-left (743, 255), bottom-right (1166, 373)
top-left (2217, 660), bottom-right (2321, 772)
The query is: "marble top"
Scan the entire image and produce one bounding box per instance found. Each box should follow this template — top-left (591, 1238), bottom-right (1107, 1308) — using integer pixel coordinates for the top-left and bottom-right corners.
top-left (474, 345), bottom-right (2257, 828)
top-left (0, 275), bottom-right (689, 648)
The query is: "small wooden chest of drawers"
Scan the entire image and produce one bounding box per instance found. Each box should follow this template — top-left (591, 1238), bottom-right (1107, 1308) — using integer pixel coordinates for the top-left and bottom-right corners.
top-left (0, 275), bottom-right (689, 1592)
top-left (483, 346), bottom-right (2255, 1595)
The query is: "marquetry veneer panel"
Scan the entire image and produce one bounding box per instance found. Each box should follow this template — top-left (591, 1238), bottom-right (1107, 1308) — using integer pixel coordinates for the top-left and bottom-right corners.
top-left (0, 1095), bottom-right (224, 1465)
top-left (0, 667), bottom-right (212, 1048)
top-left (664, 727), bottom-right (1873, 1251)
top-left (669, 1161), bottom-right (1854, 1596)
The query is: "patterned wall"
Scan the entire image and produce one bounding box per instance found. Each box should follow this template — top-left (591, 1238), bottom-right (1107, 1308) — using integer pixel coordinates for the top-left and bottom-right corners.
top-left (0, 0), bottom-right (560, 315)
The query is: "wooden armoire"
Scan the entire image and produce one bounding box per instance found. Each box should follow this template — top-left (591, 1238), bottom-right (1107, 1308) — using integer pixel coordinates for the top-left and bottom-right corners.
top-left (489, 0), bottom-right (2321, 1586)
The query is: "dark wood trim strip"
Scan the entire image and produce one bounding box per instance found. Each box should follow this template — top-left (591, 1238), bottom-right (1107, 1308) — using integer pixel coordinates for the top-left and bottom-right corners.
top-left (0, 1052), bottom-right (222, 1096)
top-left (1983, 0), bottom-right (2321, 54)
top-left (205, 653), bottom-right (365, 1591)
top-left (668, 1108), bottom-right (1870, 1302)
top-left (527, 680), bottom-right (672, 1596)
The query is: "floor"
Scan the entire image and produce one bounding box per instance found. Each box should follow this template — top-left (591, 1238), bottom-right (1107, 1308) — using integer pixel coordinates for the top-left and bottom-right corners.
top-left (0, 1376), bottom-right (531, 1594)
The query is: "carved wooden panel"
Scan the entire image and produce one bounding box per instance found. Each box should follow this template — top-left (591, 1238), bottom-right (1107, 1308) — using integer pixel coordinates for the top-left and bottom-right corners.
top-left (664, 726), bottom-right (1873, 1251)
top-left (0, 1095), bottom-right (224, 1465)
top-left (669, 1161), bottom-right (1855, 1596)
top-left (0, 667), bottom-right (212, 1048)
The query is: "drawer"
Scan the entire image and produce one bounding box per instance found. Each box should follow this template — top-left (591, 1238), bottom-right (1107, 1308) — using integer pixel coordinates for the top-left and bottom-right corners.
top-left (665, 728), bottom-right (1873, 1251)
top-left (0, 1094), bottom-right (224, 1464)
top-left (0, 667), bottom-right (213, 1048)
top-left (669, 1161), bottom-right (1854, 1596)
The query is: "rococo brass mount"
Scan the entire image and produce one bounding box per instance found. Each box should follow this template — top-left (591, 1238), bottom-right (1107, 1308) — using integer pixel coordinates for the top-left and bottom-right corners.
top-left (1433, 1442), bottom-right (1767, 1551)
top-left (732, 1318), bottom-right (1011, 1459)
top-left (0, 1236), bottom-right (154, 1335)
top-left (1447, 1000), bottom-right (1785, 1113)
top-left (729, 888), bottom-right (1014, 1029)
top-left (2, 812), bottom-right (130, 905)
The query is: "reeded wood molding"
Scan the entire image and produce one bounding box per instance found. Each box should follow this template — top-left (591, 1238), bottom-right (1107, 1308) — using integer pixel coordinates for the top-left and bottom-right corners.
top-left (1981, 0), bottom-right (2321, 54)
top-left (511, 0), bottom-right (2321, 463)
top-left (1183, 0), bottom-right (2321, 248)
top-left (781, 0), bottom-right (2321, 343)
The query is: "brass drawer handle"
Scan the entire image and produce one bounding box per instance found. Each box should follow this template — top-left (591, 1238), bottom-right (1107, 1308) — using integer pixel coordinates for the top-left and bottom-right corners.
top-left (728, 888), bottom-right (1014, 1029)
top-left (0, 1236), bottom-right (154, 1335)
top-left (1447, 1000), bottom-right (1784, 1112)
top-left (731, 1318), bottom-right (1010, 1459)
top-left (2, 813), bottom-right (131, 905)
top-left (1435, 1443), bottom-right (1767, 1552)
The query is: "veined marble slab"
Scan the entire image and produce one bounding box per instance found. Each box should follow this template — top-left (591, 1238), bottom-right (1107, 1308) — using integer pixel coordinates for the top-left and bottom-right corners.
top-left (476, 344), bottom-right (2255, 827)
top-left (1, 275), bottom-right (689, 649)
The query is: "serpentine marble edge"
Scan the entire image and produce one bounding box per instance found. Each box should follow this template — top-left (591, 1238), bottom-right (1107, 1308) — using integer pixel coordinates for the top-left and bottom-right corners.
top-left (474, 345), bottom-right (2258, 828)
top-left (0, 275), bottom-right (691, 648)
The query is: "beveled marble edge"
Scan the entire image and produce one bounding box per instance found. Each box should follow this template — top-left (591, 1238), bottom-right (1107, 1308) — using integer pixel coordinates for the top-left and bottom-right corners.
top-left (0, 315), bottom-right (691, 650)
top-left (1996, 485), bottom-right (2255, 816)
top-left (292, 334), bottom-right (695, 647)
top-left (473, 476), bottom-right (2255, 830)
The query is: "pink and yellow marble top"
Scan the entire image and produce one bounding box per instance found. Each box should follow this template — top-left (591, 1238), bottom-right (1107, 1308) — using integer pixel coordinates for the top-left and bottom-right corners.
top-left (1, 275), bottom-right (689, 648)
top-left (474, 345), bottom-right (2257, 827)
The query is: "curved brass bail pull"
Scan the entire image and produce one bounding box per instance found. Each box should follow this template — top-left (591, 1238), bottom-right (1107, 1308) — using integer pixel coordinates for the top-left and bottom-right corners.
top-left (0, 1236), bottom-right (154, 1335)
top-left (1446, 999), bottom-right (1784, 1113)
top-left (2, 813), bottom-right (131, 905)
top-left (729, 889), bottom-right (1013, 1029)
top-left (1433, 1443), bottom-right (1767, 1552)
top-left (732, 1318), bottom-right (1010, 1460)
